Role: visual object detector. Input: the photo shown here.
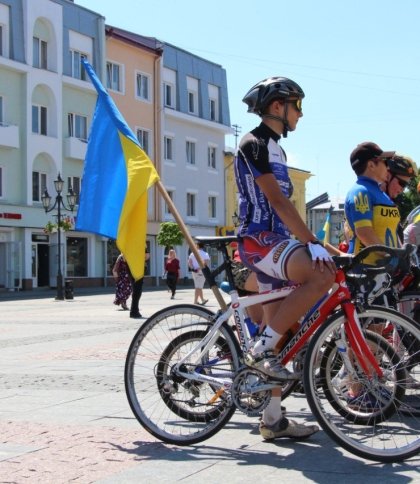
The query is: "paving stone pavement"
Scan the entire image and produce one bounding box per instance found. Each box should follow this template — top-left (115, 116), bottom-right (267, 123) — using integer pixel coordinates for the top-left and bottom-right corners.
top-left (0, 287), bottom-right (419, 483)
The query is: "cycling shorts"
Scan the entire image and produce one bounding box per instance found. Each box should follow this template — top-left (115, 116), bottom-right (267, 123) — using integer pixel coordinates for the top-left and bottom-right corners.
top-left (238, 232), bottom-right (303, 291)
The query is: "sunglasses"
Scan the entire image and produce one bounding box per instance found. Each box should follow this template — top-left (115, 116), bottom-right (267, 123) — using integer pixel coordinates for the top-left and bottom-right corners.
top-left (285, 98), bottom-right (303, 113)
top-left (394, 176), bottom-right (409, 189)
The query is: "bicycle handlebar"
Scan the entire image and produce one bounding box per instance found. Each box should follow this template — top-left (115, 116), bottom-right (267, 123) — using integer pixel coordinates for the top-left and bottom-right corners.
top-left (333, 243), bottom-right (417, 274)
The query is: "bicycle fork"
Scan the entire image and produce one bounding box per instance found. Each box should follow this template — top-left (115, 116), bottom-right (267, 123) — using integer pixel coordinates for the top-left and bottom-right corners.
top-left (341, 301), bottom-right (383, 380)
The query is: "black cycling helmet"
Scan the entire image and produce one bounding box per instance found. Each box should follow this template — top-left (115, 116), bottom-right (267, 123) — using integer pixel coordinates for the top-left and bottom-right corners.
top-left (387, 155), bottom-right (417, 178)
top-left (242, 77), bottom-right (305, 115)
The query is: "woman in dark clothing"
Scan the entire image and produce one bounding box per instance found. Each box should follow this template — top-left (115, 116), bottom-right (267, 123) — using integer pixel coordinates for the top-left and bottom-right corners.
top-left (112, 253), bottom-right (132, 310)
top-left (165, 249), bottom-right (180, 299)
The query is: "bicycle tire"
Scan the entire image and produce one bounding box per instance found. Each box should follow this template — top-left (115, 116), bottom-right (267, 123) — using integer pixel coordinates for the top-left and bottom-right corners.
top-left (125, 304), bottom-right (241, 445)
top-left (319, 330), bottom-right (405, 425)
top-left (304, 306), bottom-right (420, 463)
top-left (394, 291), bottom-right (420, 415)
top-left (157, 330), bottom-right (234, 422)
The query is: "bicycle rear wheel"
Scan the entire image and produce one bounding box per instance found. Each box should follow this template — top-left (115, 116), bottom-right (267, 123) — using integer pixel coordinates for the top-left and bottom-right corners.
top-left (125, 304), bottom-right (240, 445)
top-left (304, 306), bottom-right (420, 463)
top-left (394, 291), bottom-right (420, 415)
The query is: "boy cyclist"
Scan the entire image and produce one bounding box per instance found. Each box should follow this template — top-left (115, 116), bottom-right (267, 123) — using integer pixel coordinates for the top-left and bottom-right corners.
top-left (235, 77), bottom-right (335, 439)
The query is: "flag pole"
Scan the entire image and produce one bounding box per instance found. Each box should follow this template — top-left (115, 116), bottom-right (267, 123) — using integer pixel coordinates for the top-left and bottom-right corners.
top-left (155, 180), bottom-right (227, 310)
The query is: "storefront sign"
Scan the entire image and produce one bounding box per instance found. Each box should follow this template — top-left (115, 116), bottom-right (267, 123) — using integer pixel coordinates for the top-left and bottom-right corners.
top-left (32, 234), bottom-right (49, 242)
top-left (0, 212), bottom-right (22, 219)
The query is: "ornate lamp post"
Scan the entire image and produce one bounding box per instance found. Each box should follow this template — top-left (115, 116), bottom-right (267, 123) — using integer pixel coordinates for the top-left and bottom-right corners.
top-left (41, 173), bottom-right (76, 300)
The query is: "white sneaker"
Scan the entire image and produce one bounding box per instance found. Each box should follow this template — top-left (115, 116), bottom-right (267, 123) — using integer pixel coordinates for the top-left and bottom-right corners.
top-left (332, 367), bottom-right (351, 397)
top-left (244, 351), bottom-right (299, 381)
top-left (259, 417), bottom-right (319, 440)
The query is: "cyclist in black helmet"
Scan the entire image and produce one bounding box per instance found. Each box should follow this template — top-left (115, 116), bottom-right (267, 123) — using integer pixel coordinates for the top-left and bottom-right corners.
top-left (384, 154), bottom-right (417, 202)
top-left (235, 77), bottom-right (336, 440)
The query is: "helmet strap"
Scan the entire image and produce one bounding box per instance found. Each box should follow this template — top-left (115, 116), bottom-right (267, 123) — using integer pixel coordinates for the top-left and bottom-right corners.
top-left (262, 107), bottom-right (290, 138)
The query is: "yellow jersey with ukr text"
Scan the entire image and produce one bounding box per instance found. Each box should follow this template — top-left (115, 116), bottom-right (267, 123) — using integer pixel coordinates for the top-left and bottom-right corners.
top-left (344, 176), bottom-right (400, 254)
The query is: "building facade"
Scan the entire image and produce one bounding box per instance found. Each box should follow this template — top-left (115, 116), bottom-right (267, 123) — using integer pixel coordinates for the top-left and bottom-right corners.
top-left (0, 1), bottom-right (232, 291)
top-left (157, 43), bottom-right (231, 276)
top-left (0, 0), bottom-right (105, 290)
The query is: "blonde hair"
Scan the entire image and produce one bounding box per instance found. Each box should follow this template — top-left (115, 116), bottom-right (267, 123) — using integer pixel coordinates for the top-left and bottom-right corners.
top-left (168, 249), bottom-right (177, 258)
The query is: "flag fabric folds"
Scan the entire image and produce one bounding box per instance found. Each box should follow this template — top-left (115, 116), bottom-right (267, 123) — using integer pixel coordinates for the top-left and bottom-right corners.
top-left (75, 59), bottom-right (159, 279)
top-left (316, 208), bottom-right (332, 245)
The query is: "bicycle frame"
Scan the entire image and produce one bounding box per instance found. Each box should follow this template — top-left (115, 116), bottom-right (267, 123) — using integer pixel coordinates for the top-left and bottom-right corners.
top-left (173, 266), bottom-right (384, 388)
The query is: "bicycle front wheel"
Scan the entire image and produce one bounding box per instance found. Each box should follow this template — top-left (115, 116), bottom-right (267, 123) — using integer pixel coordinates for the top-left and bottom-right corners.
top-left (125, 304), bottom-right (240, 445)
top-left (304, 306), bottom-right (420, 463)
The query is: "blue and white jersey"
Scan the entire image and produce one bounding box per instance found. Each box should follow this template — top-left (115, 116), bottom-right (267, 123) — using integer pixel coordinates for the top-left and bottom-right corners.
top-left (234, 123), bottom-right (293, 238)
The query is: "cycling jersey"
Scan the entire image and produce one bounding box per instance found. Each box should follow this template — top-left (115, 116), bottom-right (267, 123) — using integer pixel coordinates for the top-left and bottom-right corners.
top-left (234, 122), bottom-right (293, 238)
top-left (345, 176), bottom-right (401, 253)
top-left (403, 208), bottom-right (420, 246)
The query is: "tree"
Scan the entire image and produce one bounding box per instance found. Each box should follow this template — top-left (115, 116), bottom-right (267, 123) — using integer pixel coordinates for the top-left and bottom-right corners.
top-left (399, 176), bottom-right (420, 223)
top-left (157, 222), bottom-right (184, 250)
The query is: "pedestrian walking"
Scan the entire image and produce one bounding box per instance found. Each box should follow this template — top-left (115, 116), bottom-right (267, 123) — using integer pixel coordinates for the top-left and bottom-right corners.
top-left (165, 249), bottom-right (180, 299)
top-left (188, 242), bottom-right (210, 305)
top-left (130, 250), bottom-right (150, 319)
top-left (112, 253), bottom-right (132, 310)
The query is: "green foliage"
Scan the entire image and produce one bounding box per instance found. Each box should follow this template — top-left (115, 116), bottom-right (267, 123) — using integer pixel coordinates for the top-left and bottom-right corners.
top-left (398, 176), bottom-right (420, 223)
top-left (156, 222), bottom-right (184, 249)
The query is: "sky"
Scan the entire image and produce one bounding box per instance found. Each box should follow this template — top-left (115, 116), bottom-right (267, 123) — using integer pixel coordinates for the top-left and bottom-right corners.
top-left (75, 0), bottom-right (420, 202)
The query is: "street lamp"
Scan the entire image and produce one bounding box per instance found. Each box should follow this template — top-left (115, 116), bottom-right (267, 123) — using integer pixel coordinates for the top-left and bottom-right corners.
top-left (41, 173), bottom-right (76, 300)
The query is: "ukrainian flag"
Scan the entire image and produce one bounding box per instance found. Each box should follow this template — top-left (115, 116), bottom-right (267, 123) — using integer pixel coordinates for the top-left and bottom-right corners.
top-left (316, 208), bottom-right (332, 245)
top-left (75, 60), bottom-right (159, 279)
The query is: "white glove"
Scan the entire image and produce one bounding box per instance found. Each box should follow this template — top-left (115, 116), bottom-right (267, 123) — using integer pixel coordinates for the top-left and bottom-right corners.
top-left (306, 241), bottom-right (333, 263)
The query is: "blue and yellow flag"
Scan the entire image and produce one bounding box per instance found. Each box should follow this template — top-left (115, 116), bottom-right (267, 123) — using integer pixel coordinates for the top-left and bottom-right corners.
top-left (76, 60), bottom-right (159, 279)
top-left (316, 208), bottom-right (332, 245)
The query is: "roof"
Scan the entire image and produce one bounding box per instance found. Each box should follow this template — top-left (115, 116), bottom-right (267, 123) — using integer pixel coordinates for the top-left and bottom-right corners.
top-left (105, 25), bottom-right (163, 54)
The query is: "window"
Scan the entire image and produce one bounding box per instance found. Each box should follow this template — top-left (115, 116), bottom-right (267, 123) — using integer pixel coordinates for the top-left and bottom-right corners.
top-left (136, 73), bottom-right (150, 101)
top-left (208, 146), bottom-right (216, 169)
top-left (70, 50), bottom-right (87, 80)
top-left (164, 136), bottom-right (173, 161)
top-left (187, 193), bottom-right (196, 217)
top-left (33, 36), bottom-right (47, 69)
top-left (32, 171), bottom-right (47, 202)
top-left (66, 237), bottom-right (87, 277)
top-left (186, 141), bottom-right (196, 165)
top-left (67, 176), bottom-right (80, 204)
top-left (68, 113), bottom-right (87, 141)
top-left (0, 25), bottom-right (3, 56)
top-left (164, 190), bottom-right (174, 215)
top-left (187, 76), bottom-right (198, 115)
top-left (209, 99), bottom-right (217, 121)
top-left (136, 129), bottom-right (150, 155)
top-left (0, 96), bottom-right (3, 125)
top-left (0, 166), bottom-right (3, 198)
top-left (188, 91), bottom-right (196, 114)
top-left (106, 61), bottom-right (121, 92)
top-left (164, 82), bottom-right (174, 108)
top-left (208, 196), bottom-right (217, 218)
top-left (208, 84), bottom-right (220, 122)
top-left (32, 105), bottom-right (47, 135)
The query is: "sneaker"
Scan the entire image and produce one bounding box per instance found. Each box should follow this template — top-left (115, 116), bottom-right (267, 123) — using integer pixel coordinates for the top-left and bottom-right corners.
top-left (332, 367), bottom-right (352, 397)
top-left (401, 373), bottom-right (420, 390)
top-left (259, 417), bottom-right (319, 440)
top-left (347, 387), bottom-right (392, 411)
top-left (244, 351), bottom-right (299, 381)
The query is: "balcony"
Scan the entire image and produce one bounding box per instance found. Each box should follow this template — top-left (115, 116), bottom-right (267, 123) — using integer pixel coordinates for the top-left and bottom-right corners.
top-left (0, 123), bottom-right (19, 149)
top-left (64, 136), bottom-right (87, 160)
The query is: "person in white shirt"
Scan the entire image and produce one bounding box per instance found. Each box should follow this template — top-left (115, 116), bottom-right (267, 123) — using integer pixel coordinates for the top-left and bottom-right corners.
top-left (188, 242), bottom-right (210, 305)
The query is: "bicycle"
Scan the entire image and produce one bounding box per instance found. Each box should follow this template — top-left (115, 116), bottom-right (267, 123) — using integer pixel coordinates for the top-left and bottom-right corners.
top-left (125, 239), bottom-right (420, 462)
